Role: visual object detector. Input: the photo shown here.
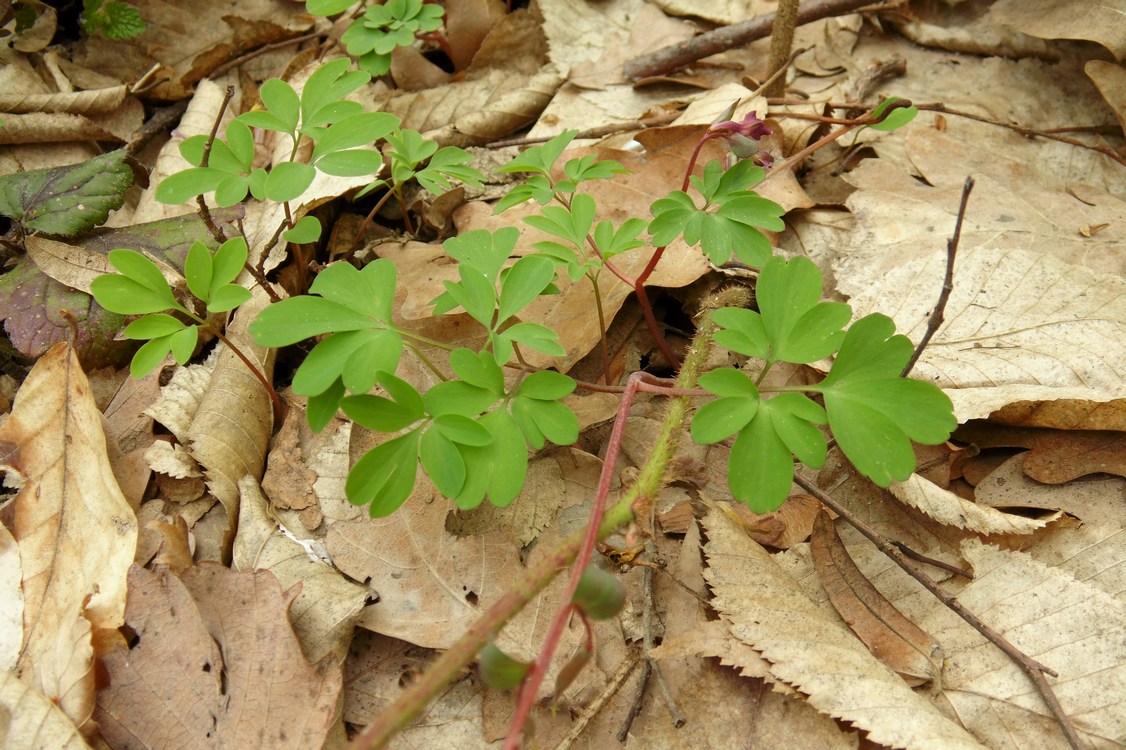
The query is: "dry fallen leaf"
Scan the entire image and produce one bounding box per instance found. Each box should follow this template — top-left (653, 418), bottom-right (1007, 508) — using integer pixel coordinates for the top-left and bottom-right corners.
top-left (701, 505), bottom-right (984, 749)
top-left (811, 511), bottom-right (943, 688)
top-left (233, 476), bottom-right (367, 664)
top-left (0, 343), bottom-right (136, 724)
top-left (0, 668), bottom-right (91, 750)
top-left (95, 564), bottom-right (342, 749)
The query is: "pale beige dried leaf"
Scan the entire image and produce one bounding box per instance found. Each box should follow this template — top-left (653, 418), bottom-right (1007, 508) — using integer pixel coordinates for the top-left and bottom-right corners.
top-left (29, 612), bottom-right (93, 734)
top-left (0, 344), bottom-right (136, 690)
top-left (650, 619), bottom-right (777, 683)
top-left (145, 360), bottom-right (213, 442)
top-left (261, 407), bottom-right (318, 511)
top-left (988, 395), bottom-right (1126, 432)
top-left (973, 454), bottom-right (1124, 529)
top-left (0, 85), bottom-right (128, 114)
top-left (0, 523), bottom-right (22, 673)
top-left (0, 112), bottom-right (117, 145)
top-left (6, 1), bottom-right (56, 52)
top-left (23, 237), bottom-right (112, 295)
top-left (1085, 61), bottom-right (1126, 134)
top-left (0, 668), bottom-right (90, 750)
top-left (234, 476), bottom-right (367, 664)
top-left (144, 440), bottom-right (201, 479)
top-left (701, 506), bottom-right (985, 750)
top-left (722, 493), bottom-right (822, 550)
top-left (186, 289), bottom-right (275, 552)
top-left (889, 474), bottom-right (1057, 535)
top-left (95, 564), bottom-right (342, 749)
top-left (811, 511), bottom-right (943, 687)
top-left (423, 66), bottom-right (564, 147)
top-left (922, 541), bottom-right (1126, 748)
top-left (147, 515), bottom-right (194, 573)
top-left (990, 0), bottom-right (1126, 60)
top-left (326, 483), bottom-right (523, 649)
top-left (1026, 520), bottom-right (1126, 602)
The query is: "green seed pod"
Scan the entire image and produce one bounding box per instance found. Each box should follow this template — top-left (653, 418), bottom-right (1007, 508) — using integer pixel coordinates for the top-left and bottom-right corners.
top-left (570, 564), bottom-right (625, 621)
top-left (477, 641), bottom-right (530, 691)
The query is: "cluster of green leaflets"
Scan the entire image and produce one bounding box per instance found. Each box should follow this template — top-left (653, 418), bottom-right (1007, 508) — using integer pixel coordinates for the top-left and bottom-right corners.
top-left (691, 255), bottom-right (954, 512)
top-left (91, 60), bottom-right (950, 519)
top-left (90, 238), bottom-right (252, 377)
top-left (305, 0), bottom-right (444, 76)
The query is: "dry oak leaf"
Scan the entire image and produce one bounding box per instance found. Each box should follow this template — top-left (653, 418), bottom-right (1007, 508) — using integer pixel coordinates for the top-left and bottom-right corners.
top-left (953, 421), bottom-right (1126, 484)
top-left (0, 343), bottom-right (136, 705)
top-left (701, 505), bottom-right (985, 750)
top-left (811, 511), bottom-right (943, 688)
top-left (94, 563), bottom-right (342, 750)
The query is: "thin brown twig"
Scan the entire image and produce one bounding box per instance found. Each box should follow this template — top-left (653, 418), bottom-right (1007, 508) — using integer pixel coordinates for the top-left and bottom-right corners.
top-left (768, 100), bottom-right (1125, 166)
top-left (623, 0), bottom-right (891, 81)
top-left (794, 474), bottom-right (1083, 749)
top-left (210, 30), bottom-right (324, 78)
top-left (900, 176), bottom-right (972, 377)
top-left (197, 85), bottom-right (235, 245)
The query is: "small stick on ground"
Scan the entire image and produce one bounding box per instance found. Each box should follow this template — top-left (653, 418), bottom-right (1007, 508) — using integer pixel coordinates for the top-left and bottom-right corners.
top-left (763, 0), bottom-right (800, 99)
top-left (901, 176), bottom-right (972, 377)
top-left (623, 0), bottom-right (889, 81)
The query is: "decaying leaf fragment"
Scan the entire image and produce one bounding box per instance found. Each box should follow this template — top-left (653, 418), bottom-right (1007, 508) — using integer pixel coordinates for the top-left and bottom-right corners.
top-left (810, 511), bottom-right (943, 687)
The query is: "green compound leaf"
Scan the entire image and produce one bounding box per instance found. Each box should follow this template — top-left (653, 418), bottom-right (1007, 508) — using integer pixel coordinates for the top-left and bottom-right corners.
top-left (307, 378), bottom-right (346, 432)
top-left (312, 112), bottom-right (399, 162)
top-left (510, 395), bottom-right (578, 450)
top-left (263, 161), bottom-right (316, 203)
top-left (300, 58), bottom-right (371, 130)
top-left (497, 322), bottom-right (565, 360)
top-left (420, 425), bottom-right (466, 498)
top-left (713, 256), bottom-right (851, 366)
top-left (283, 216), bottom-right (322, 243)
top-left (414, 147), bottom-right (485, 194)
top-left (517, 370), bottom-right (576, 401)
top-left (340, 372), bottom-right (424, 433)
top-left (524, 192), bottom-right (595, 252)
top-left (306, 0), bottom-right (356, 16)
top-left (0, 149), bottom-right (137, 236)
top-left (122, 313), bottom-right (187, 340)
top-left (423, 379), bottom-right (499, 418)
top-left (562, 154), bottom-right (629, 185)
top-left (648, 160), bottom-right (784, 267)
top-left (293, 328), bottom-right (403, 397)
top-left (810, 313), bottom-right (957, 487)
top-left (256, 78), bottom-right (301, 137)
top-left (347, 429), bottom-right (422, 516)
top-left (693, 367), bottom-right (828, 512)
top-left (128, 325), bottom-right (199, 378)
top-left (494, 175), bottom-right (555, 213)
top-left (448, 347), bottom-right (505, 393)
top-left (251, 258), bottom-right (399, 347)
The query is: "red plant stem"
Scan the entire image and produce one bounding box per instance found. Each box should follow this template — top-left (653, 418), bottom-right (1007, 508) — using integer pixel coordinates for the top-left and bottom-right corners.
top-left (503, 371), bottom-right (673, 748)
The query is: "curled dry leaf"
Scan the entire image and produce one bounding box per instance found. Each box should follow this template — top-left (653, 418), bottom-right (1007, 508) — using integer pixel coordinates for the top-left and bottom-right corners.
top-left (811, 511), bottom-right (943, 688)
top-left (0, 343), bottom-right (137, 714)
top-left (0, 522), bottom-right (23, 673)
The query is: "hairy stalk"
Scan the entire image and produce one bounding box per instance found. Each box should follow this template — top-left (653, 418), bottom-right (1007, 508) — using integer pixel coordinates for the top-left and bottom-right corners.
top-left (503, 284), bottom-right (750, 747)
